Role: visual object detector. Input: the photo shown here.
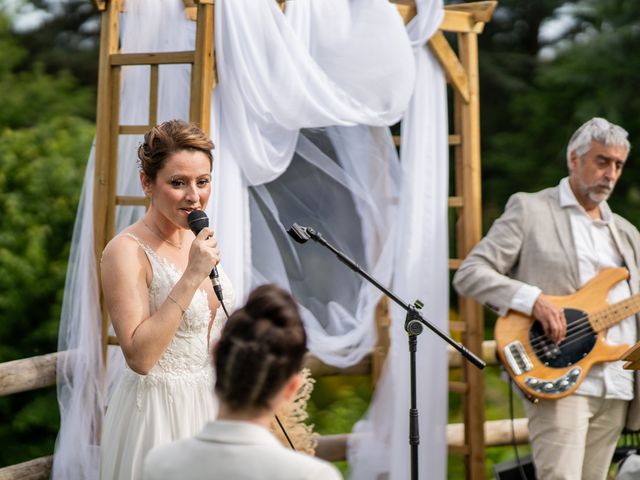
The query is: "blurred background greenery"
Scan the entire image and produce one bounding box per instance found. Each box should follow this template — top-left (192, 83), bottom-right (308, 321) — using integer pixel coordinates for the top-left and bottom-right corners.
top-left (1, 0), bottom-right (639, 477)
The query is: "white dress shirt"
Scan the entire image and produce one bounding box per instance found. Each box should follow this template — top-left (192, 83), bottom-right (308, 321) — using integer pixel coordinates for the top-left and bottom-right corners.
top-left (143, 420), bottom-right (343, 480)
top-left (510, 177), bottom-right (636, 400)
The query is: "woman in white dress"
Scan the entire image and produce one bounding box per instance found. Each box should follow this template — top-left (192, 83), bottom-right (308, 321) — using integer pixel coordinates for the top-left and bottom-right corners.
top-left (99, 119), bottom-right (234, 480)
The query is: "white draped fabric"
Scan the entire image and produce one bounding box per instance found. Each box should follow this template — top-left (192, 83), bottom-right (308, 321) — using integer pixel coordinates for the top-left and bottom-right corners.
top-left (53, 1), bottom-right (449, 479)
top-left (348, 3), bottom-right (449, 478)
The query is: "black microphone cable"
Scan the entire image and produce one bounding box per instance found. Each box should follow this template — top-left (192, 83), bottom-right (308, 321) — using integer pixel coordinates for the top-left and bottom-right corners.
top-left (189, 210), bottom-right (296, 450)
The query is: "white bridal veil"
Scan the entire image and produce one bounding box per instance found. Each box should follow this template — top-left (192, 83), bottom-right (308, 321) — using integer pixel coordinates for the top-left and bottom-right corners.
top-left (53, 1), bottom-right (449, 479)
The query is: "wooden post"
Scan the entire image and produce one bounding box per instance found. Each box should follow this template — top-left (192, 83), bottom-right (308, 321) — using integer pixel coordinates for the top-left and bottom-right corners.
top-left (93, 0), bottom-right (122, 367)
top-left (455, 29), bottom-right (486, 480)
top-left (372, 297), bottom-right (391, 385)
top-left (190, 0), bottom-right (216, 131)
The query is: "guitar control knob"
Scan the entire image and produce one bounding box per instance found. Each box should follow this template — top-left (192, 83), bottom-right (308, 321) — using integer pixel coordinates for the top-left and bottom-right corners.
top-left (543, 383), bottom-right (554, 391)
top-left (526, 378), bottom-right (538, 386)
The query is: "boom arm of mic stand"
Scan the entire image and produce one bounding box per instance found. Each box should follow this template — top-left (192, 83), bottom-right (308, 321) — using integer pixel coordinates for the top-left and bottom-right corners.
top-left (305, 227), bottom-right (485, 370)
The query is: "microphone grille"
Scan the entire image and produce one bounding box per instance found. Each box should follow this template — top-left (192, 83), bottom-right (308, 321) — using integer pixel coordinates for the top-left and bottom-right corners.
top-left (187, 210), bottom-right (209, 235)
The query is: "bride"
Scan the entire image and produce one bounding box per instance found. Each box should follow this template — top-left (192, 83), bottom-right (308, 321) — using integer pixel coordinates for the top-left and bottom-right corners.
top-left (99, 119), bottom-right (234, 480)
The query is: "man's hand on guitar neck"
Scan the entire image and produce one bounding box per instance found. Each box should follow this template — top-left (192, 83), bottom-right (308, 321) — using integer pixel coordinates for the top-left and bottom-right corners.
top-left (532, 293), bottom-right (567, 344)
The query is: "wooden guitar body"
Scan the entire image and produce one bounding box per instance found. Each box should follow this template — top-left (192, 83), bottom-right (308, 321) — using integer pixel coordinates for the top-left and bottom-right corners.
top-left (495, 267), bottom-right (633, 401)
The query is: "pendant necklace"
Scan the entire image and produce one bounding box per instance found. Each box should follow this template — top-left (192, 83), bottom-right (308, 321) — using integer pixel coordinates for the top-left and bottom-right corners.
top-left (143, 220), bottom-right (183, 250)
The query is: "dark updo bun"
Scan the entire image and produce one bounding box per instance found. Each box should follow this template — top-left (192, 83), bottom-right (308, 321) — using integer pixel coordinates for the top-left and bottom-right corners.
top-left (214, 284), bottom-right (307, 411)
top-left (137, 119), bottom-right (214, 181)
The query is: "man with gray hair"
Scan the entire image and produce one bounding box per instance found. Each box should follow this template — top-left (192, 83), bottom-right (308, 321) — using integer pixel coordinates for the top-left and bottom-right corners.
top-left (454, 117), bottom-right (640, 480)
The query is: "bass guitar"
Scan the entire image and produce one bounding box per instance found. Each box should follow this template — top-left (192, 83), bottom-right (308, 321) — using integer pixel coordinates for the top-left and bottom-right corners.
top-left (495, 267), bottom-right (640, 401)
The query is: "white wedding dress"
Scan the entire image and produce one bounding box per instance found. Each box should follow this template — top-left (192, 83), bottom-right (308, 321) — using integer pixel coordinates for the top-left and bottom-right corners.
top-left (100, 234), bottom-right (235, 480)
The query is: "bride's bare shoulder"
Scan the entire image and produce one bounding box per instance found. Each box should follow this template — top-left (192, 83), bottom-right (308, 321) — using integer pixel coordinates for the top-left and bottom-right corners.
top-left (101, 225), bottom-right (147, 266)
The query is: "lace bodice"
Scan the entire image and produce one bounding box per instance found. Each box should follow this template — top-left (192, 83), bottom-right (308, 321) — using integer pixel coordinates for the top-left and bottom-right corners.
top-left (126, 234), bottom-right (235, 380)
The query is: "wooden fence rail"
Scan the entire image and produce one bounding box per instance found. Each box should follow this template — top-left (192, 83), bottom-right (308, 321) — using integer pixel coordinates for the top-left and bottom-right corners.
top-left (0, 340), bottom-right (524, 479)
top-left (0, 342), bottom-right (499, 397)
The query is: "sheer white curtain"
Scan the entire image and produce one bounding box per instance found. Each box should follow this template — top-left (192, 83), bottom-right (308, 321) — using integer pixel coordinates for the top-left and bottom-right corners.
top-left (53, 1), bottom-right (449, 479)
top-left (348, 2), bottom-right (449, 479)
top-left (211, 0), bottom-right (415, 302)
top-left (53, 2), bottom-right (197, 478)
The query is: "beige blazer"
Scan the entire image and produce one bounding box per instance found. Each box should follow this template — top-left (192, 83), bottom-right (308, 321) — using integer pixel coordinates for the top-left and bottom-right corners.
top-left (453, 185), bottom-right (640, 430)
top-left (143, 420), bottom-right (343, 480)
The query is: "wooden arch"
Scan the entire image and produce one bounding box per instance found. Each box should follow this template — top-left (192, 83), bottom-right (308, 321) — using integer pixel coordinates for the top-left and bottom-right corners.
top-left (0, 1), bottom-right (498, 479)
top-left (89, 1), bottom-right (496, 479)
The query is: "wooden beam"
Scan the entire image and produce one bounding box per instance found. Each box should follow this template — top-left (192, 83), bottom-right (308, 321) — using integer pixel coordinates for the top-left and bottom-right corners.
top-left (450, 381), bottom-right (469, 394)
top-left (0, 353), bottom-right (59, 396)
top-left (449, 196), bottom-right (464, 208)
top-left (393, 134), bottom-right (463, 147)
top-left (372, 297), bottom-right (391, 385)
top-left (93, 0), bottom-right (122, 370)
top-left (440, 10), bottom-right (476, 33)
top-left (445, 1), bottom-right (497, 24)
top-left (449, 258), bottom-right (463, 269)
top-left (428, 31), bottom-right (470, 104)
top-left (101, 340), bottom-right (500, 377)
top-left (303, 353), bottom-right (372, 378)
top-left (119, 125), bottom-right (150, 135)
top-left (449, 320), bottom-right (468, 332)
top-left (110, 51), bottom-right (195, 66)
top-left (441, 2), bottom-right (497, 33)
top-left (449, 340), bottom-right (497, 368)
top-left (0, 456), bottom-right (53, 480)
top-left (455, 27), bottom-right (486, 480)
top-left (395, 4), bottom-right (417, 25)
top-left (189, 1), bottom-right (216, 131)
top-left (448, 418), bottom-right (529, 448)
top-left (149, 64), bottom-right (159, 126)
top-left (314, 419), bottom-right (529, 462)
top-left (116, 195), bottom-right (149, 206)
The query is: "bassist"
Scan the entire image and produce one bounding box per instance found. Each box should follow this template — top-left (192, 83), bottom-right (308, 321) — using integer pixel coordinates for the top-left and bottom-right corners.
top-left (453, 117), bottom-right (640, 480)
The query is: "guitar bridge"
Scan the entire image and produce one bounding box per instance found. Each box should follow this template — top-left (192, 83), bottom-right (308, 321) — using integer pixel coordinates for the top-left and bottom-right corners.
top-left (504, 341), bottom-right (533, 375)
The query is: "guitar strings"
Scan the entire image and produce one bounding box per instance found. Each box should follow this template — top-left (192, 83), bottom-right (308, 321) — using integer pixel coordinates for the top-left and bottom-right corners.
top-left (528, 305), bottom-right (624, 351)
top-left (527, 311), bottom-right (620, 357)
top-left (530, 325), bottom-right (594, 356)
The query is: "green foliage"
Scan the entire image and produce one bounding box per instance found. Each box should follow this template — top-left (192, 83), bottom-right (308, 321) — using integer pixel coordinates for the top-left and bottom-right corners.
top-left (0, 9), bottom-right (95, 468)
top-left (307, 376), bottom-right (372, 476)
top-left (0, 116), bottom-right (94, 361)
top-left (0, 115), bottom-right (94, 467)
top-left (6, 0), bottom-right (100, 89)
top-left (478, 0), bottom-right (640, 227)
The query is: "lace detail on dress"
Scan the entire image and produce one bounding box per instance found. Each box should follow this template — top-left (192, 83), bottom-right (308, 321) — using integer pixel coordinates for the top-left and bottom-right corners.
top-left (124, 233), bottom-right (235, 383)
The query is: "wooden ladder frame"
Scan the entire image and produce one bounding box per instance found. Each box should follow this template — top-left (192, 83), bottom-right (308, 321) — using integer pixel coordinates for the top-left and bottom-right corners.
top-left (92, 0), bottom-right (216, 366)
top-left (91, 2), bottom-right (496, 480)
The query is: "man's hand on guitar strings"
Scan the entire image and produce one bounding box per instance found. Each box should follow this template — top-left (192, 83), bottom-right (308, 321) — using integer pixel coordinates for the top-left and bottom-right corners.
top-left (532, 293), bottom-right (567, 344)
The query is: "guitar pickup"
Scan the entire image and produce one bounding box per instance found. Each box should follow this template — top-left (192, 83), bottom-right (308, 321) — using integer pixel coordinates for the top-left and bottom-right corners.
top-left (504, 341), bottom-right (533, 375)
top-left (525, 368), bottom-right (582, 395)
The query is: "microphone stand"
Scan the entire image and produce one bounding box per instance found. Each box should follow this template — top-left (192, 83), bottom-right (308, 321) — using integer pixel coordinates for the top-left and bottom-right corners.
top-left (288, 223), bottom-right (485, 480)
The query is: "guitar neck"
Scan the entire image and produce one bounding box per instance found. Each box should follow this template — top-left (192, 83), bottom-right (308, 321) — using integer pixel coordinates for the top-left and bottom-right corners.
top-left (590, 293), bottom-right (640, 332)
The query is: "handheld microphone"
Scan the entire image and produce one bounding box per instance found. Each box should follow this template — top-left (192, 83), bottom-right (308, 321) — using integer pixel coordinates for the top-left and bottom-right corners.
top-left (187, 210), bottom-right (223, 302)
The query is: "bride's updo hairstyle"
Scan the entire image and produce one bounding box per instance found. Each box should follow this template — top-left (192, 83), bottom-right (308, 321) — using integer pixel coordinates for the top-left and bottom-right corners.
top-left (137, 119), bottom-right (214, 181)
top-left (214, 284), bottom-right (307, 412)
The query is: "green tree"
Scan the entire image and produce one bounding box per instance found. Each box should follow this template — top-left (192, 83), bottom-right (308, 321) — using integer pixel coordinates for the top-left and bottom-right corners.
top-left (7, 0), bottom-right (100, 89)
top-left (484, 0), bottom-right (640, 226)
top-left (0, 11), bottom-right (95, 466)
